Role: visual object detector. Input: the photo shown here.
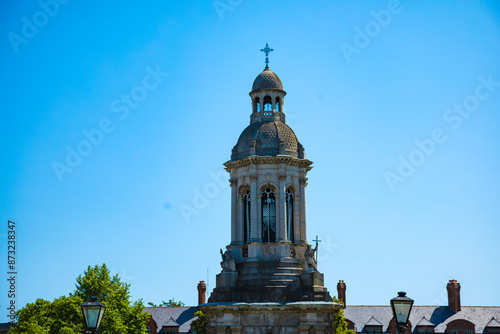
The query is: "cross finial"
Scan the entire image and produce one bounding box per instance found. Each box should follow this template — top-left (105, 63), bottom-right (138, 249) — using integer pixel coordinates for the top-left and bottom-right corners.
top-left (313, 235), bottom-right (322, 262)
top-left (260, 42), bottom-right (274, 69)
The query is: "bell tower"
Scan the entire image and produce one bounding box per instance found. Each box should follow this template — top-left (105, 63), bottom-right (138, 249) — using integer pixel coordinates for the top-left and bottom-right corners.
top-left (201, 44), bottom-right (339, 333)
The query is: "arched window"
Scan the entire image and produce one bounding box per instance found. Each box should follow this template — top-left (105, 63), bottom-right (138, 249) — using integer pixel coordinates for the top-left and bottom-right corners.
top-left (261, 187), bottom-right (276, 242)
top-left (286, 188), bottom-right (294, 242)
top-left (243, 190), bottom-right (251, 243)
top-left (264, 95), bottom-right (272, 112)
top-left (254, 97), bottom-right (261, 113)
top-left (146, 326), bottom-right (150, 333)
top-left (276, 97), bottom-right (281, 112)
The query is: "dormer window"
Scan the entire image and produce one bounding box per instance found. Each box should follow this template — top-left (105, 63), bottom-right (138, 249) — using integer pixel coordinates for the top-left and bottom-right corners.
top-left (446, 320), bottom-right (474, 334)
top-left (419, 330), bottom-right (434, 334)
top-left (485, 317), bottom-right (500, 334)
top-left (264, 95), bottom-right (272, 112)
top-left (365, 316), bottom-right (383, 334)
top-left (163, 316), bottom-right (180, 334)
top-left (415, 315), bottom-right (434, 334)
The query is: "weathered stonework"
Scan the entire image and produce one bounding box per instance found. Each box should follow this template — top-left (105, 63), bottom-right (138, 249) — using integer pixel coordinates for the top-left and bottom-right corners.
top-left (204, 62), bottom-right (339, 332)
top-left (200, 302), bottom-right (341, 334)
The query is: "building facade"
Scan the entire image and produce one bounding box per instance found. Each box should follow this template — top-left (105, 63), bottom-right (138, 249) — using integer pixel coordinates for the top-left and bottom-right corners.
top-left (337, 280), bottom-right (500, 334)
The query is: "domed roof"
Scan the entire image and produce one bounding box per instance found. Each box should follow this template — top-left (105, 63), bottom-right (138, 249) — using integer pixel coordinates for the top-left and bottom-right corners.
top-left (252, 68), bottom-right (283, 91)
top-left (231, 121), bottom-right (304, 161)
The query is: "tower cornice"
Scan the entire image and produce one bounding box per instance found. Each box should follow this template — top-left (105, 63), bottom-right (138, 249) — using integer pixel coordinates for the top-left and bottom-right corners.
top-left (224, 155), bottom-right (313, 172)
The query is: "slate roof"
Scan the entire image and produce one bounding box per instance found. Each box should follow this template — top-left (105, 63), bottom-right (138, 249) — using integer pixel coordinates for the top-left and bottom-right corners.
top-left (0, 323), bottom-right (15, 334)
top-left (164, 317), bottom-right (180, 327)
top-left (486, 317), bottom-right (500, 328)
top-left (416, 316), bottom-right (435, 327)
top-left (144, 306), bottom-right (198, 333)
top-left (232, 121), bottom-right (303, 160)
top-left (252, 68), bottom-right (283, 91)
top-left (366, 316), bottom-right (383, 326)
top-left (344, 306), bottom-right (500, 333)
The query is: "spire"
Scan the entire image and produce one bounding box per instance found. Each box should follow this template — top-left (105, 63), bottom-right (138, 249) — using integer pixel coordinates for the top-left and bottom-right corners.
top-left (260, 42), bottom-right (274, 69)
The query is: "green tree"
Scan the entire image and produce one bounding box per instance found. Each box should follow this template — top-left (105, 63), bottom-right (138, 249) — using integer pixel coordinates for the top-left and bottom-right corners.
top-left (333, 298), bottom-right (356, 334)
top-left (10, 264), bottom-right (150, 334)
top-left (191, 311), bottom-right (207, 334)
top-left (9, 296), bottom-right (84, 334)
top-left (147, 298), bottom-right (185, 307)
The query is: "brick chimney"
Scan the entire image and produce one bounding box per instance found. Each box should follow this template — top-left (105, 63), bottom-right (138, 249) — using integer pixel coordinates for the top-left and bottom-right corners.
top-left (197, 281), bottom-right (207, 305)
top-left (447, 279), bottom-right (461, 312)
top-left (337, 280), bottom-right (346, 307)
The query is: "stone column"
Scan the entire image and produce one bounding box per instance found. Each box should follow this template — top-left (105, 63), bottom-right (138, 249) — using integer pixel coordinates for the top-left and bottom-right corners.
top-left (230, 178), bottom-right (238, 244)
top-left (299, 176), bottom-right (308, 244)
top-left (293, 188), bottom-right (300, 244)
top-left (236, 196), bottom-right (243, 244)
top-left (249, 174), bottom-right (259, 242)
top-left (278, 174), bottom-right (287, 241)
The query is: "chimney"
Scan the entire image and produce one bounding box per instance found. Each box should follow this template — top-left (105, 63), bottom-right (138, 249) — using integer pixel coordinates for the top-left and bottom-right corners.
top-left (447, 279), bottom-right (461, 312)
top-left (197, 281), bottom-right (207, 305)
top-left (337, 280), bottom-right (346, 307)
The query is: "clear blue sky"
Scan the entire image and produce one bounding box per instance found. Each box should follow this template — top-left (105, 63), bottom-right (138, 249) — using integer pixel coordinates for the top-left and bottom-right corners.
top-left (1, 1), bottom-right (499, 319)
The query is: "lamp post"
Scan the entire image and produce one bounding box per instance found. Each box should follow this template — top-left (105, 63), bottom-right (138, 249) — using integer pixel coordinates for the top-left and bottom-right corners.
top-left (390, 291), bottom-right (414, 334)
top-left (81, 296), bottom-right (106, 334)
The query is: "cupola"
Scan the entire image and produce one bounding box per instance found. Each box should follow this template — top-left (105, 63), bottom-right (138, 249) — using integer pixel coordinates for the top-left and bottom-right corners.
top-left (231, 43), bottom-right (305, 161)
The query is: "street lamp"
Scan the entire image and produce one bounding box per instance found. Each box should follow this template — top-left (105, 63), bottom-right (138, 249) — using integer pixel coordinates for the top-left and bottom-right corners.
top-left (81, 296), bottom-right (106, 334)
top-left (390, 291), bottom-right (414, 334)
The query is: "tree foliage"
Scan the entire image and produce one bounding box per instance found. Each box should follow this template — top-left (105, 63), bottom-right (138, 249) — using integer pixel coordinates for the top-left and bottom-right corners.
top-left (147, 298), bottom-right (185, 307)
top-left (10, 264), bottom-right (150, 334)
top-left (333, 298), bottom-right (356, 334)
top-left (191, 311), bottom-right (207, 334)
top-left (9, 296), bottom-right (84, 334)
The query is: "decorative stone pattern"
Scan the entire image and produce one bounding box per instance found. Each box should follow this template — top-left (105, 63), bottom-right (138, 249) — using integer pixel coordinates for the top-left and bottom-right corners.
top-left (252, 69), bottom-right (284, 91)
top-left (200, 302), bottom-right (341, 334)
top-left (232, 121), bottom-right (304, 161)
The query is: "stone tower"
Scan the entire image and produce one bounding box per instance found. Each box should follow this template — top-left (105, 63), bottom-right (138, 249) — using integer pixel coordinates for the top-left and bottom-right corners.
top-left (200, 45), bottom-right (340, 334)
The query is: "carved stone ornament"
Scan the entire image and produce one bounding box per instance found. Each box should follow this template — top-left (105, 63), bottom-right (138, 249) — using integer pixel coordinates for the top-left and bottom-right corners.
top-left (250, 174), bottom-right (257, 181)
top-left (229, 178), bottom-right (238, 187)
top-left (224, 155), bottom-right (313, 169)
top-left (279, 174), bottom-right (286, 181)
top-left (220, 248), bottom-right (237, 272)
top-left (299, 177), bottom-right (308, 186)
top-left (262, 245), bottom-right (275, 258)
top-left (303, 244), bottom-right (318, 273)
